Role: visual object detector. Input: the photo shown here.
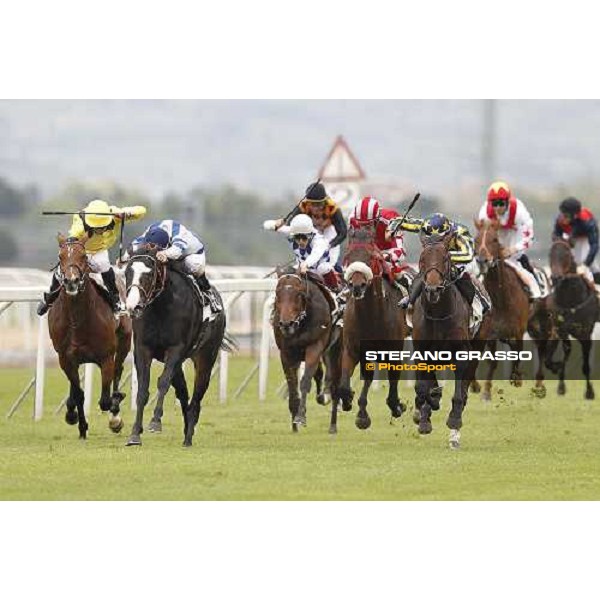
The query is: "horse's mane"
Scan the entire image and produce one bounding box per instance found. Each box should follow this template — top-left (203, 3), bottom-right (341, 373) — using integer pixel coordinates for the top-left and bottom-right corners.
top-left (348, 226), bottom-right (376, 246)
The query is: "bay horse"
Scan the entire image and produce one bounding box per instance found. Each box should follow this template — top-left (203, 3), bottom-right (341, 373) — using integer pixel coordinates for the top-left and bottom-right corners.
top-left (474, 220), bottom-right (552, 400)
top-left (411, 238), bottom-right (492, 449)
top-left (124, 248), bottom-right (228, 447)
top-left (48, 234), bottom-right (132, 439)
top-left (546, 239), bottom-right (599, 399)
top-left (336, 226), bottom-right (408, 433)
top-left (272, 268), bottom-right (342, 432)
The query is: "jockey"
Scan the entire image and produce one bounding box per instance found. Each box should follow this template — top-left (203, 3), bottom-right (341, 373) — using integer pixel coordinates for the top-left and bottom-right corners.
top-left (553, 197), bottom-right (600, 285)
top-left (130, 220), bottom-right (222, 312)
top-left (37, 199), bottom-right (147, 316)
top-left (349, 196), bottom-right (409, 287)
top-left (390, 213), bottom-right (490, 315)
top-left (477, 180), bottom-right (542, 301)
top-left (263, 214), bottom-right (342, 292)
top-left (270, 182), bottom-right (347, 270)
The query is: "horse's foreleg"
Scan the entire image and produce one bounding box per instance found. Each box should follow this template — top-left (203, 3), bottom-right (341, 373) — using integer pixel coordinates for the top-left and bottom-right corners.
top-left (447, 360), bottom-right (469, 448)
top-left (99, 356), bottom-right (115, 412)
top-left (314, 361), bottom-right (326, 405)
top-left (509, 338), bottom-right (524, 387)
top-left (281, 351), bottom-right (301, 431)
top-left (415, 374), bottom-right (433, 434)
top-left (60, 356), bottom-right (87, 439)
top-left (296, 341), bottom-right (326, 428)
top-left (580, 339), bottom-right (594, 400)
top-left (338, 348), bottom-right (357, 412)
top-left (355, 371), bottom-right (373, 430)
top-left (126, 349), bottom-right (152, 446)
top-left (326, 340), bottom-right (343, 435)
top-left (171, 363), bottom-right (190, 436)
top-left (111, 321), bottom-right (131, 410)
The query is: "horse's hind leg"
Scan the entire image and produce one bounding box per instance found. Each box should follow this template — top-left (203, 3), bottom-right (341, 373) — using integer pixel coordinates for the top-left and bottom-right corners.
top-left (171, 363), bottom-right (190, 437)
top-left (149, 350), bottom-right (184, 434)
top-left (184, 345), bottom-right (219, 447)
top-left (355, 373), bottom-right (373, 430)
top-left (557, 339), bottom-right (571, 396)
top-left (110, 320), bottom-right (132, 412)
top-left (580, 339), bottom-right (594, 400)
top-left (386, 373), bottom-right (405, 420)
top-left (126, 348), bottom-right (152, 446)
top-left (314, 361), bottom-right (326, 405)
top-left (482, 339), bottom-right (498, 402)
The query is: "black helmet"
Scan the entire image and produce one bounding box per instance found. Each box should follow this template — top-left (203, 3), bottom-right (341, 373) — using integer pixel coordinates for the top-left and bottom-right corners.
top-left (305, 182), bottom-right (327, 202)
top-left (559, 197), bottom-right (582, 216)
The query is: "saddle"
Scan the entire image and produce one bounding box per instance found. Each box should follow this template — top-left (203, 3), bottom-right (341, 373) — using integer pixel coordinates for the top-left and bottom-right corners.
top-left (504, 260), bottom-right (550, 298)
top-left (306, 272), bottom-right (339, 316)
top-left (168, 263), bottom-right (220, 322)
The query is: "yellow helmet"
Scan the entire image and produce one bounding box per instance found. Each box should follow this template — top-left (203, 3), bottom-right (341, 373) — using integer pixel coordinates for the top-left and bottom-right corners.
top-left (82, 199), bottom-right (113, 228)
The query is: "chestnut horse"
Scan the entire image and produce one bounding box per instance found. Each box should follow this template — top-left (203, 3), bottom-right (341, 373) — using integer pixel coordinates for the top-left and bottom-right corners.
top-left (546, 240), bottom-right (599, 399)
top-left (48, 234), bottom-right (132, 439)
top-left (474, 220), bottom-right (552, 400)
top-left (272, 269), bottom-right (342, 432)
top-left (411, 239), bottom-right (492, 449)
top-left (336, 227), bottom-right (408, 433)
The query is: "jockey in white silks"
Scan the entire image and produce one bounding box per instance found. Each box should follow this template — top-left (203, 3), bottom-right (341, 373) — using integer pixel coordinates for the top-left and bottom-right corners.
top-left (263, 214), bottom-right (342, 292)
top-left (128, 220), bottom-right (222, 312)
top-left (477, 180), bottom-right (545, 301)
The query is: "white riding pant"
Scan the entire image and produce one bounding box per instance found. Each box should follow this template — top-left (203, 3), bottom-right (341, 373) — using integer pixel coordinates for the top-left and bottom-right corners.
top-left (505, 254), bottom-right (541, 298)
top-left (572, 238), bottom-right (600, 276)
top-left (87, 250), bottom-right (111, 274)
top-left (182, 252), bottom-right (206, 276)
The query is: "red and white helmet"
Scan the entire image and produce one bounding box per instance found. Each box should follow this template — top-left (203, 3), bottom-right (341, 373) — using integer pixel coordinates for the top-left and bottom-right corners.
top-left (352, 196), bottom-right (381, 224)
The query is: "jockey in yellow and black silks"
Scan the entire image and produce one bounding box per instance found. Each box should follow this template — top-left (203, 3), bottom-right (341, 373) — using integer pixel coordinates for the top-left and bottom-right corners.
top-left (37, 199), bottom-right (147, 315)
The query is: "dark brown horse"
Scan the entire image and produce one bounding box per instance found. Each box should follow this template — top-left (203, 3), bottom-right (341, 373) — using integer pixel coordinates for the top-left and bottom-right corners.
top-left (336, 227), bottom-right (408, 433)
top-left (411, 239), bottom-right (492, 449)
top-left (47, 234), bottom-right (132, 439)
top-left (546, 240), bottom-right (599, 399)
top-left (272, 269), bottom-right (342, 432)
top-left (474, 220), bottom-right (552, 400)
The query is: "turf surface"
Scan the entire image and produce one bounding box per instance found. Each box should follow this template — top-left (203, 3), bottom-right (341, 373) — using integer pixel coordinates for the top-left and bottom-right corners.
top-left (1, 359), bottom-right (599, 500)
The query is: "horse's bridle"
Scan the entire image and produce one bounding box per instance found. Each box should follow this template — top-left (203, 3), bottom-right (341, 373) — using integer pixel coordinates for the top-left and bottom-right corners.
top-left (420, 244), bottom-right (459, 297)
top-left (125, 254), bottom-right (167, 312)
top-left (275, 273), bottom-right (308, 330)
top-left (477, 227), bottom-right (499, 270)
top-left (56, 239), bottom-right (89, 293)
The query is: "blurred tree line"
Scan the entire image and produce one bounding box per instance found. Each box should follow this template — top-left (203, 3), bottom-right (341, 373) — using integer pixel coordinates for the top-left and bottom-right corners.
top-left (0, 173), bottom-right (590, 269)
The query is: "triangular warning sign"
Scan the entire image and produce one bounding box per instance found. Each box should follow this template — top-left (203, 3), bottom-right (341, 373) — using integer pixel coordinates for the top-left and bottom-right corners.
top-left (317, 135), bottom-right (366, 182)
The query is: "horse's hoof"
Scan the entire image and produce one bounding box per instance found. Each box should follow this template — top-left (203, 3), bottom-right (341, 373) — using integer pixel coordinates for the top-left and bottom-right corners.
top-left (341, 401), bottom-right (353, 412)
top-left (109, 415), bottom-right (124, 433)
top-left (412, 409), bottom-right (421, 425)
top-left (418, 421), bottom-right (432, 435)
top-left (316, 394), bottom-right (326, 406)
top-left (471, 381), bottom-right (481, 394)
top-left (328, 425), bottom-right (337, 435)
top-left (355, 414), bottom-right (372, 430)
top-left (292, 423), bottom-right (299, 433)
top-left (98, 400), bottom-right (112, 412)
top-left (557, 382), bottom-right (566, 396)
top-left (125, 435), bottom-right (142, 447)
top-left (323, 393), bottom-right (332, 406)
top-left (446, 416), bottom-right (463, 430)
top-left (389, 403), bottom-right (405, 419)
top-left (79, 434), bottom-right (87, 440)
top-left (531, 386), bottom-right (546, 399)
top-left (65, 410), bottom-right (78, 426)
top-left (481, 391), bottom-right (491, 403)
top-left (585, 388), bottom-right (595, 401)
top-left (182, 439), bottom-right (192, 447)
top-left (292, 415), bottom-right (306, 427)
top-left (148, 420), bottom-right (162, 433)
top-left (449, 429), bottom-right (461, 450)
top-left (111, 392), bottom-right (125, 403)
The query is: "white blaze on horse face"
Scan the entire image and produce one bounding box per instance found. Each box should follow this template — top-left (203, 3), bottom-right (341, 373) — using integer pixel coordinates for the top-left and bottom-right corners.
top-left (126, 261), bottom-right (152, 311)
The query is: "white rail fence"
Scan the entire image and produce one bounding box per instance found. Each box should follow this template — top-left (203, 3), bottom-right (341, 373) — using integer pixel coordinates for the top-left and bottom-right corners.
top-left (1, 267), bottom-right (278, 420)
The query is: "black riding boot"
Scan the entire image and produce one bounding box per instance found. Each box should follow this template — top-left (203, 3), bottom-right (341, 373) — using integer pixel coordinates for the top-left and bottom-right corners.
top-left (594, 272), bottom-right (600, 285)
top-left (518, 254), bottom-right (535, 274)
top-left (195, 273), bottom-right (222, 312)
top-left (101, 268), bottom-right (122, 313)
top-left (398, 274), bottom-right (423, 308)
top-left (456, 273), bottom-right (491, 314)
top-left (37, 273), bottom-right (62, 316)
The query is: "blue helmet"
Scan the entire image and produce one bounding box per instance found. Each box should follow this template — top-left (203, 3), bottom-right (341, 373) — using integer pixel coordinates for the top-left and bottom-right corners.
top-left (421, 213), bottom-right (454, 238)
top-left (144, 226), bottom-right (170, 249)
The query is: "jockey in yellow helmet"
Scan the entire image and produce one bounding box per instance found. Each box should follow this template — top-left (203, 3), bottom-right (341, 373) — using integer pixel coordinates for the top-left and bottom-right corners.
top-left (37, 199), bottom-right (147, 315)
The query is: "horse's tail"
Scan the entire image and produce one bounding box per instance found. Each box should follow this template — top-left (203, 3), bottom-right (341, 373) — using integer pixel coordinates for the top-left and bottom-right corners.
top-left (221, 331), bottom-right (239, 353)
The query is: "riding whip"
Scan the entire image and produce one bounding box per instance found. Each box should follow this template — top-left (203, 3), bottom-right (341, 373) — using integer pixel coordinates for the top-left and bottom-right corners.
top-left (391, 192), bottom-right (421, 235)
top-left (277, 178), bottom-right (322, 230)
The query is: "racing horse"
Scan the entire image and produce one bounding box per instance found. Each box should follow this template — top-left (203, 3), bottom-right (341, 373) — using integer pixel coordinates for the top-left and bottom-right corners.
top-left (411, 237), bottom-right (492, 449)
top-left (272, 268), bottom-right (342, 432)
top-left (124, 247), bottom-right (228, 446)
top-left (474, 220), bottom-right (552, 400)
top-left (336, 226), bottom-right (408, 433)
top-left (546, 239), bottom-right (599, 399)
top-left (47, 234), bottom-right (132, 439)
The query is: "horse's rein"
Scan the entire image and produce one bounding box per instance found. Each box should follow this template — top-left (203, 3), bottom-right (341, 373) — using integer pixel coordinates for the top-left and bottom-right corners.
top-left (275, 273), bottom-right (308, 328)
top-left (126, 255), bottom-right (167, 309)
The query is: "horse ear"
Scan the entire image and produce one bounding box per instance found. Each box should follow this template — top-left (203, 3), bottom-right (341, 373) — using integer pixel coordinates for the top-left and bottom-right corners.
top-left (57, 232), bottom-right (66, 246)
top-left (79, 232), bottom-right (89, 244)
top-left (473, 218), bottom-right (483, 230)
